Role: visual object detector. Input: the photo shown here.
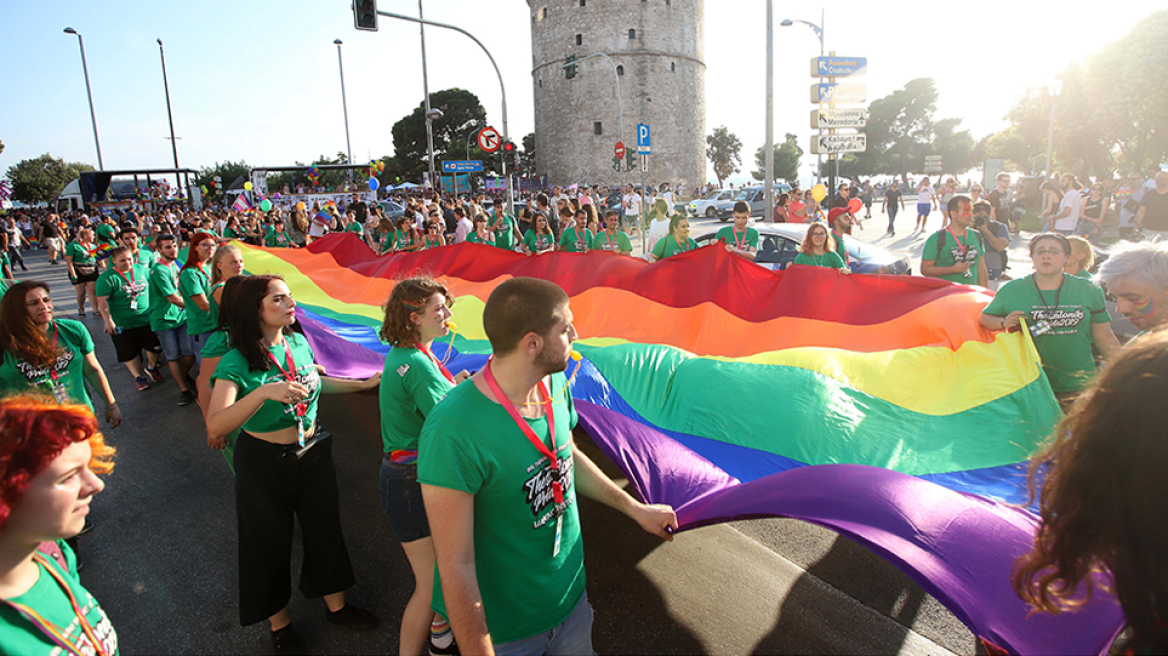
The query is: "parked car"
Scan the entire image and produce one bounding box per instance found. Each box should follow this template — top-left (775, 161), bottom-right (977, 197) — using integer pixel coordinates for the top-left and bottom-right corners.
top-left (695, 223), bottom-right (911, 275)
top-left (377, 200), bottom-right (406, 220)
top-left (687, 189), bottom-right (736, 218)
top-left (713, 185), bottom-right (792, 221)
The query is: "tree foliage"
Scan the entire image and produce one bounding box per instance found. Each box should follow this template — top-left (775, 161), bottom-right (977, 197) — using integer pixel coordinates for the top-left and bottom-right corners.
top-left (5, 154), bottom-right (94, 205)
top-left (752, 133), bottom-right (803, 184)
top-left (518, 132), bottom-right (537, 177)
top-left (706, 126), bottom-right (742, 188)
top-left (391, 88), bottom-right (489, 183)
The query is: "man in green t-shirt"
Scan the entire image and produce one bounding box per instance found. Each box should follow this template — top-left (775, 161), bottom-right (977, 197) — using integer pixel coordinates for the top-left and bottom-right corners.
top-left (419, 278), bottom-right (677, 654)
top-left (921, 195), bottom-right (988, 287)
top-left (1098, 239), bottom-right (1168, 338)
top-left (119, 226), bottom-right (155, 268)
top-left (147, 235), bottom-right (197, 405)
top-left (558, 208), bottom-right (593, 253)
top-left (715, 202), bottom-right (759, 261)
top-left (592, 209), bottom-right (633, 254)
top-left (827, 208), bottom-right (852, 264)
top-left (94, 216), bottom-right (118, 248)
top-left (344, 211), bottom-right (364, 236)
top-left (488, 200), bottom-right (519, 251)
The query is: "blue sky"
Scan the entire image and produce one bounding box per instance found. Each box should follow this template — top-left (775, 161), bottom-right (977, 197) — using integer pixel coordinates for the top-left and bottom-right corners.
top-left (1, 1), bottom-right (1162, 186)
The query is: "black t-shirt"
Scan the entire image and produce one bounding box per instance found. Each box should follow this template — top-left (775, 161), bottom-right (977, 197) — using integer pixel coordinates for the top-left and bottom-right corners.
top-left (987, 189), bottom-right (1011, 218)
top-left (350, 201), bottom-right (367, 223)
top-left (443, 209), bottom-right (457, 234)
top-left (1140, 188), bottom-right (1168, 231)
top-left (885, 188), bottom-right (903, 206)
top-left (1082, 196), bottom-right (1105, 221)
top-left (41, 220), bottom-right (61, 238)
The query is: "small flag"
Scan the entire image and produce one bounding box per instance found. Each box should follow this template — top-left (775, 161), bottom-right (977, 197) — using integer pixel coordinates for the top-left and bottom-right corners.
top-left (232, 194), bottom-right (253, 213)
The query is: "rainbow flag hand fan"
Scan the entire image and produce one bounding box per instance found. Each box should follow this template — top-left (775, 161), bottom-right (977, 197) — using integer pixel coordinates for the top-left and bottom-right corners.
top-left (238, 234), bottom-right (1124, 655)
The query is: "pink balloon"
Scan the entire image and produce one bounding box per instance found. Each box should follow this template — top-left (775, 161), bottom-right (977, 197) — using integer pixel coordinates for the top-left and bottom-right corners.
top-left (847, 198), bottom-right (863, 214)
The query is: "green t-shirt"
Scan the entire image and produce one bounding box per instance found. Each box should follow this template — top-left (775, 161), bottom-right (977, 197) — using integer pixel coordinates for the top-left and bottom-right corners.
top-left (793, 250), bottom-right (847, 269)
top-left (65, 241), bottom-right (96, 266)
top-left (223, 226), bottom-right (243, 240)
top-left (345, 222), bottom-right (364, 235)
top-left (831, 231), bottom-right (848, 262)
top-left (422, 235), bottom-right (444, 249)
top-left (466, 231), bottom-right (495, 246)
top-left (558, 227), bottom-right (593, 253)
top-left (715, 226), bottom-right (760, 250)
top-left (201, 282), bottom-right (233, 359)
top-left (0, 279), bottom-right (9, 303)
top-left (131, 249), bottom-right (155, 268)
top-left (0, 541), bottom-right (119, 656)
top-left (490, 213), bottom-right (516, 249)
top-left (395, 229), bottom-right (416, 250)
top-left (210, 332), bottom-right (322, 434)
top-left (651, 234), bottom-right (698, 260)
top-left (379, 346), bottom-right (453, 454)
top-left (983, 274), bottom-right (1112, 393)
top-left (179, 263), bottom-right (216, 336)
top-left (922, 229), bottom-right (984, 284)
top-left (378, 231), bottom-right (394, 254)
top-left (148, 260), bottom-right (186, 332)
top-left (95, 223), bottom-right (118, 246)
top-left (264, 228), bottom-right (292, 248)
top-left (523, 230), bottom-right (555, 253)
top-left (418, 372), bottom-right (584, 644)
top-left (591, 230), bottom-right (633, 254)
top-left (95, 264), bottom-right (152, 330)
top-left (0, 319), bottom-right (94, 411)
top-left (0, 251), bottom-right (9, 273)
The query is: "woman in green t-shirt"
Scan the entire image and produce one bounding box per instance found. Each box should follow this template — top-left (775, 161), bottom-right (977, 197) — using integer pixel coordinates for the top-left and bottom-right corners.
top-left (465, 214), bottom-right (495, 247)
top-left (420, 220), bottom-right (447, 250)
top-left (648, 215), bottom-right (698, 262)
top-left (178, 233), bottom-right (216, 363)
top-left (0, 281), bottom-right (121, 426)
top-left (0, 397), bottom-right (118, 656)
top-left (792, 223), bottom-right (850, 272)
top-left (377, 278), bottom-right (470, 656)
top-left (95, 246), bottom-right (163, 392)
top-left (980, 233), bottom-right (1119, 401)
top-left (206, 275), bottom-right (380, 643)
top-left (64, 227), bottom-right (100, 318)
top-left (522, 213), bottom-right (556, 255)
top-left (393, 217), bottom-right (421, 253)
top-left (195, 243), bottom-right (245, 421)
top-left (376, 218), bottom-right (396, 255)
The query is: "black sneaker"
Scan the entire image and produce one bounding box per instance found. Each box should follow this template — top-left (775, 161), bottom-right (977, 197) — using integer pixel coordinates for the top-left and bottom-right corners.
top-left (270, 625), bottom-right (305, 655)
top-left (326, 604), bottom-right (379, 631)
top-left (177, 389), bottom-right (197, 406)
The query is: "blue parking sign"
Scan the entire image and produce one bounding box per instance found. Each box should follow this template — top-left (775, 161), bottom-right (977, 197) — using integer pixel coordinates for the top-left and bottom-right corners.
top-left (637, 124), bottom-right (651, 154)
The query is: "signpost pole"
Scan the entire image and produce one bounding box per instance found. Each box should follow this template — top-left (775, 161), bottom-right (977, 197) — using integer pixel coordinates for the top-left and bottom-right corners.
top-left (764, 0), bottom-right (774, 225)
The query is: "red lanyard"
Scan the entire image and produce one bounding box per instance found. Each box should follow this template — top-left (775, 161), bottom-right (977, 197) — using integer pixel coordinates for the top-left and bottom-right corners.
top-left (2, 553), bottom-right (110, 656)
top-left (604, 230), bottom-right (616, 250)
top-left (415, 343), bottom-right (456, 384)
top-left (483, 358), bottom-right (562, 505)
top-left (114, 266), bottom-right (137, 297)
top-left (732, 228), bottom-right (748, 250)
top-left (673, 234), bottom-right (688, 252)
top-left (267, 339), bottom-right (308, 423)
top-left (946, 227), bottom-right (971, 259)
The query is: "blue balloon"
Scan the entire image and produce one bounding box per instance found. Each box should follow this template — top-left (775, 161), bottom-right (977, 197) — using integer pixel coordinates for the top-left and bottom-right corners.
top-left (368, 177), bottom-right (379, 191)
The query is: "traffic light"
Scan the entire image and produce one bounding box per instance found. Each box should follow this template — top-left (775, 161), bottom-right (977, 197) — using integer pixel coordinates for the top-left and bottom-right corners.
top-left (502, 141), bottom-right (517, 170)
top-left (354, 0), bottom-right (378, 31)
top-left (565, 54), bottom-right (578, 79)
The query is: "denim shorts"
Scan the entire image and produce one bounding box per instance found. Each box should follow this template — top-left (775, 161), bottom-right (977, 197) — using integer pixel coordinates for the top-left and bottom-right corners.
top-left (155, 324), bottom-right (193, 361)
top-left (379, 457), bottom-right (430, 543)
top-left (494, 591), bottom-right (594, 656)
top-left (189, 330), bottom-right (213, 364)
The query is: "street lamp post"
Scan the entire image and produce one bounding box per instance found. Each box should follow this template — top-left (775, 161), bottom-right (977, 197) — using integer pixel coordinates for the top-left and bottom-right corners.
top-left (63, 28), bottom-right (103, 170)
top-left (156, 39), bottom-right (179, 169)
top-left (765, 0), bottom-right (773, 224)
top-left (334, 39), bottom-right (353, 166)
top-left (781, 12), bottom-right (825, 187)
top-left (418, 0), bottom-right (438, 193)
top-left (1044, 80), bottom-right (1063, 178)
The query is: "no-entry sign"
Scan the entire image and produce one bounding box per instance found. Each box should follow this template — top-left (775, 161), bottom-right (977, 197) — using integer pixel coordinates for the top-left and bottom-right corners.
top-left (478, 127), bottom-right (501, 153)
top-left (615, 141), bottom-right (625, 160)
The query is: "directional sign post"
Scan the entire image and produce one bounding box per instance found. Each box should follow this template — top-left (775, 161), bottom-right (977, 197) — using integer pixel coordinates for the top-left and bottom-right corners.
top-left (810, 56), bottom-right (867, 78)
top-left (811, 108), bottom-right (868, 129)
top-left (636, 124), bottom-right (651, 155)
top-left (924, 155), bottom-right (943, 174)
top-left (442, 160), bottom-right (484, 173)
top-left (615, 141), bottom-right (625, 160)
top-left (477, 126), bottom-right (500, 153)
top-left (811, 83), bottom-right (866, 104)
top-left (810, 133), bottom-right (867, 155)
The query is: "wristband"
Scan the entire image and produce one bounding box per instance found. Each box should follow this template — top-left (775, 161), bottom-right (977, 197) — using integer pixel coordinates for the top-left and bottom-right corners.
top-left (1000, 317), bottom-right (1006, 330)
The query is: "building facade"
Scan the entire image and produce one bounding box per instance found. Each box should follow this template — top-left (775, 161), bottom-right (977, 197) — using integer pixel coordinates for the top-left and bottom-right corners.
top-left (528, 0), bottom-right (706, 191)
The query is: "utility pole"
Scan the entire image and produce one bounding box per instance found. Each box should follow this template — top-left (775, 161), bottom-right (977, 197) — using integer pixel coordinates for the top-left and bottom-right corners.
top-left (419, 0), bottom-right (438, 194)
top-left (764, 0), bottom-right (774, 224)
top-left (156, 39), bottom-right (179, 169)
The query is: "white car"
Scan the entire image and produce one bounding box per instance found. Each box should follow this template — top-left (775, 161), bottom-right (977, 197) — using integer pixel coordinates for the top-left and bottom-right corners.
top-left (687, 189), bottom-right (736, 218)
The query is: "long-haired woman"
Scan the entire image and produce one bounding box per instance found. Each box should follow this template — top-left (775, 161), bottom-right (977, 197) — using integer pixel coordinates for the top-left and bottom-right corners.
top-left (522, 212), bottom-right (555, 256)
top-left (394, 217), bottom-right (421, 253)
top-left (0, 397), bottom-right (117, 656)
top-left (0, 282), bottom-right (121, 427)
top-left (196, 243), bottom-right (245, 418)
top-left (377, 278), bottom-right (469, 655)
top-left (64, 227), bottom-right (100, 318)
top-left (206, 275), bottom-right (381, 650)
top-left (179, 232), bottom-right (216, 364)
top-left (793, 223), bottom-right (849, 271)
top-left (1013, 332), bottom-right (1168, 654)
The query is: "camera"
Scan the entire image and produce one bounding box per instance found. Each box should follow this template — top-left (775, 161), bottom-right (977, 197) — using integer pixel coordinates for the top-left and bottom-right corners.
top-left (973, 214), bottom-right (988, 228)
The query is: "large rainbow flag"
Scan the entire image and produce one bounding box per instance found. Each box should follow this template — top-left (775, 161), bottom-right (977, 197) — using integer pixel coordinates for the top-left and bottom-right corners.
top-left (238, 234), bottom-right (1123, 654)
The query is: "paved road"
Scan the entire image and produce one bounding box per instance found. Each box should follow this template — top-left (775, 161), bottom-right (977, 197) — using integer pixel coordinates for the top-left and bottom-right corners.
top-left (16, 245), bottom-right (981, 655)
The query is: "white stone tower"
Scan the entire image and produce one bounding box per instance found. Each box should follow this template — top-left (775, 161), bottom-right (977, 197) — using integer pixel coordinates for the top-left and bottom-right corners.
top-left (528, 0), bottom-right (706, 191)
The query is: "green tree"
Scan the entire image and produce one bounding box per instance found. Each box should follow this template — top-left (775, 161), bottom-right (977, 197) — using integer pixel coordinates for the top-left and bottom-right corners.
top-left (706, 126), bottom-right (742, 188)
top-left (196, 160), bottom-right (250, 201)
top-left (752, 133), bottom-right (803, 184)
top-left (930, 118), bottom-right (976, 181)
top-left (391, 88), bottom-right (488, 183)
top-left (848, 78), bottom-right (938, 181)
top-left (518, 132), bottom-right (537, 177)
top-left (5, 154), bottom-right (94, 205)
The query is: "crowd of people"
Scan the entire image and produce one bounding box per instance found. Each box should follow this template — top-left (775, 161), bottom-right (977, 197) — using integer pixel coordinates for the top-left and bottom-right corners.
top-left (2, 167), bottom-right (1168, 654)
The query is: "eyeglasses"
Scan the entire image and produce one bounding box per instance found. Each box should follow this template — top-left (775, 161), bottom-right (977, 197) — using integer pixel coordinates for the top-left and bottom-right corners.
top-left (1034, 248), bottom-right (1066, 257)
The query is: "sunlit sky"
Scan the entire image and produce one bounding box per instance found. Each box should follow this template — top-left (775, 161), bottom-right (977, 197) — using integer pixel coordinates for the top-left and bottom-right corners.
top-left (1, 0), bottom-right (1160, 187)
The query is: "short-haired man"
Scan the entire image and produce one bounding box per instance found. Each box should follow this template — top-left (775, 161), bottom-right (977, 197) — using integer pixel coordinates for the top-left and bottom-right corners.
top-left (921, 195), bottom-right (988, 287)
top-left (1049, 174), bottom-right (1084, 234)
top-left (622, 185), bottom-right (642, 237)
top-left (148, 233), bottom-right (197, 405)
top-left (420, 278), bottom-right (676, 655)
top-left (350, 193), bottom-right (368, 226)
top-left (487, 199), bottom-right (520, 251)
top-left (986, 173), bottom-right (1015, 233)
top-left (881, 180), bottom-right (905, 236)
top-left (1098, 240), bottom-right (1168, 337)
top-left (716, 201), bottom-right (759, 260)
top-left (972, 200), bottom-right (1011, 290)
top-left (827, 208), bottom-right (852, 265)
top-left (1135, 170), bottom-right (1168, 241)
top-left (592, 209), bottom-right (633, 255)
top-left (453, 208), bottom-right (473, 244)
top-left (119, 226), bottom-right (155, 268)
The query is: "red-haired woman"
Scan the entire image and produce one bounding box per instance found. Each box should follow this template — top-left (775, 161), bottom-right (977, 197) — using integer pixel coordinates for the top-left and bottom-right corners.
top-left (179, 232), bottom-right (216, 365)
top-left (0, 282), bottom-right (121, 427)
top-left (0, 397), bottom-right (117, 655)
top-left (1013, 332), bottom-right (1168, 654)
top-left (793, 223), bottom-right (850, 272)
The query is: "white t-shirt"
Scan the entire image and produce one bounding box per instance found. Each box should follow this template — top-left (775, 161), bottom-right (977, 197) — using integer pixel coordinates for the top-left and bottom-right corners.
top-left (624, 193), bottom-right (642, 215)
top-left (917, 185), bottom-right (935, 204)
top-left (661, 191), bottom-right (675, 209)
top-left (647, 217), bottom-right (670, 252)
top-left (1054, 189), bottom-right (1082, 232)
top-left (454, 217), bottom-right (473, 243)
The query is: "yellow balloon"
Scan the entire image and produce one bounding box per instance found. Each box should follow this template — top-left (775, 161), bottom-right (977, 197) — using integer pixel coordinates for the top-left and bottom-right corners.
top-left (244, 182), bottom-right (253, 191)
top-left (812, 184), bottom-right (827, 203)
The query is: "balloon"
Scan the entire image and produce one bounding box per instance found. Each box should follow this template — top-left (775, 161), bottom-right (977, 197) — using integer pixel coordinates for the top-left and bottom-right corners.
top-left (260, 199), bottom-right (273, 212)
top-left (812, 184), bottom-right (827, 203)
top-left (847, 198), bottom-right (863, 214)
top-left (201, 186), bottom-right (208, 193)
top-left (297, 202), bottom-right (306, 211)
top-left (244, 182), bottom-right (253, 191)
top-left (274, 193), bottom-right (281, 199)
top-left (368, 178), bottom-right (379, 191)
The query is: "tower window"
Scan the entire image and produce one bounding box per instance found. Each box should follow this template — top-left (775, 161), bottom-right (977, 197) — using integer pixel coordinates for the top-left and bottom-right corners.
top-left (628, 28), bottom-right (636, 39)
top-left (579, 0), bottom-right (586, 5)
top-left (671, 62), bottom-right (676, 72)
top-left (594, 121), bottom-right (603, 136)
top-left (666, 0), bottom-right (671, 5)
top-left (616, 65), bottom-right (624, 76)
top-left (576, 34), bottom-right (582, 46)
